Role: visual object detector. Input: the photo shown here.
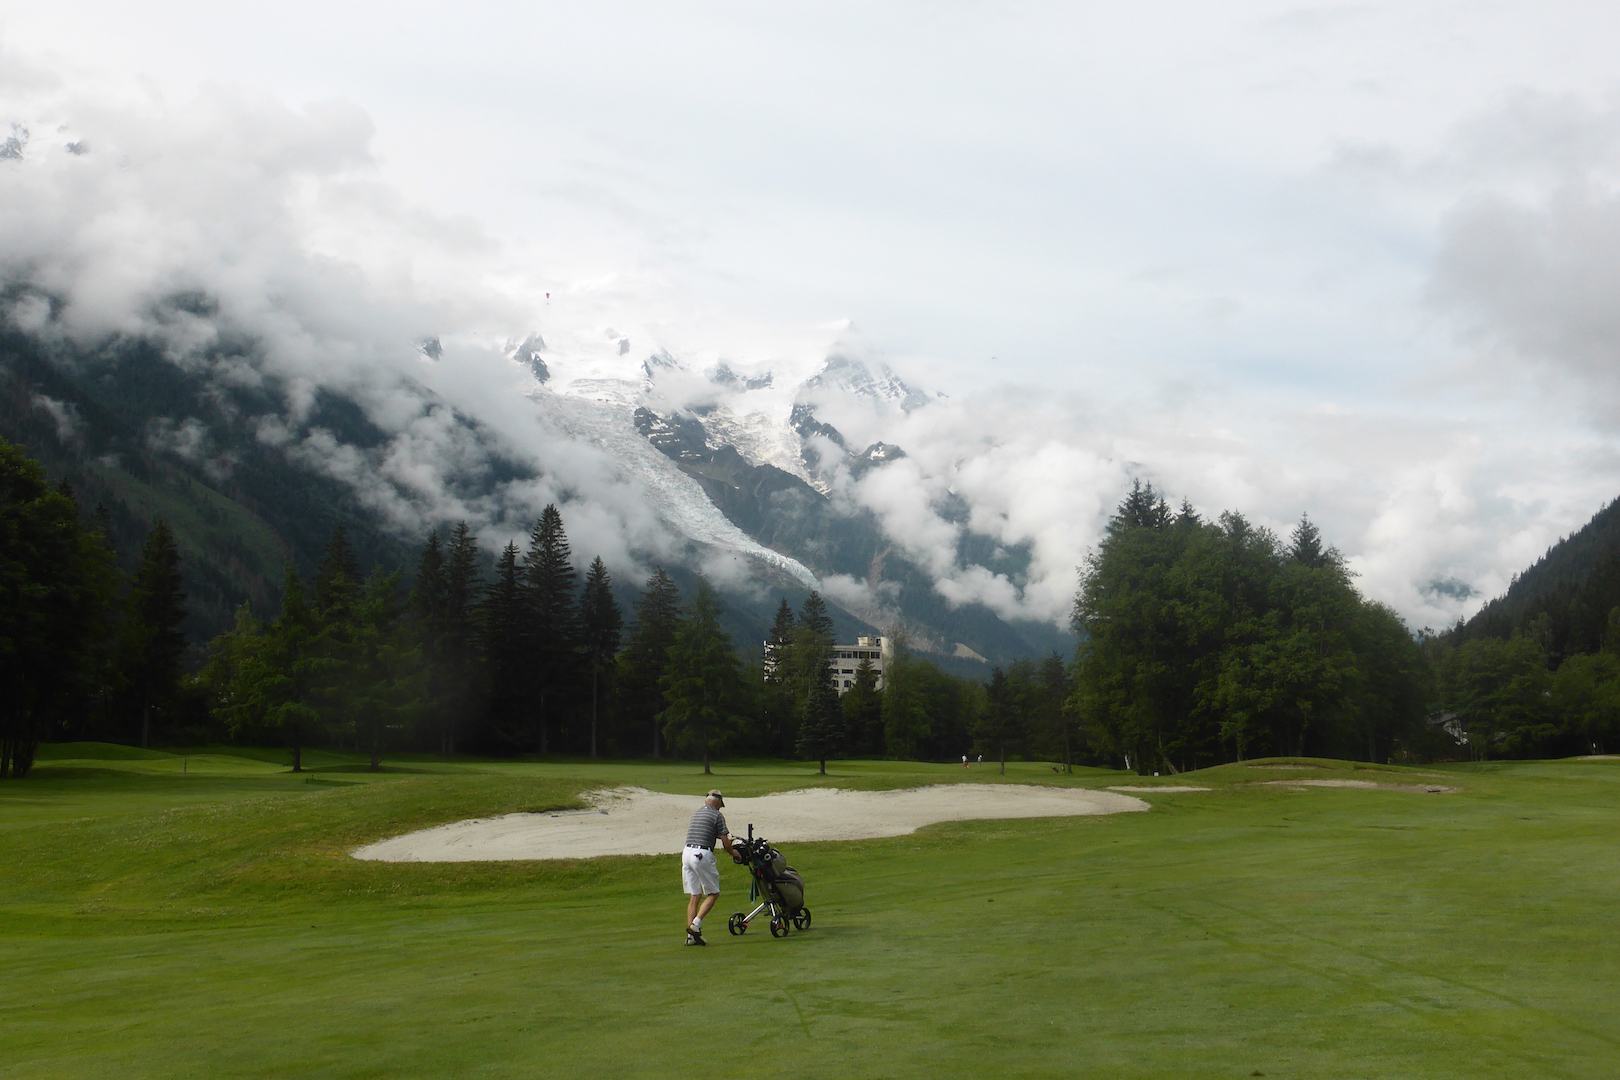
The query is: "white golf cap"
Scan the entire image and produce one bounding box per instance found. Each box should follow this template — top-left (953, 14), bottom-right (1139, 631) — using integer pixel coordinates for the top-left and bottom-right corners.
top-left (707, 789), bottom-right (725, 806)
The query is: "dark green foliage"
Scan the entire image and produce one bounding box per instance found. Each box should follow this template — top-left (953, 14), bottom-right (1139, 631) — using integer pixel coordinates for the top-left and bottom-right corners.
top-left (121, 521), bottom-right (188, 748)
top-left (787, 591), bottom-right (843, 771)
top-left (0, 437), bottom-right (119, 777)
top-left (481, 542), bottom-right (528, 752)
top-left (523, 505), bottom-right (579, 753)
top-left (841, 657), bottom-right (884, 756)
top-left (614, 568), bottom-right (682, 758)
top-left (975, 662), bottom-right (1032, 775)
top-left (200, 569), bottom-right (323, 771)
top-left (414, 524), bottom-right (483, 756)
top-left (579, 556), bottom-right (622, 758)
top-left (337, 571), bottom-right (425, 771)
top-left (659, 581), bottom-right (743, 774)
top-left (881, 633), bottom-right (985, 761)
top-left (1072, 484), bottom-right (1429, 772)
top-left (759, 598), bottom-right (799, 755)
top-left (1034, 653), bottom-right (1078, 770)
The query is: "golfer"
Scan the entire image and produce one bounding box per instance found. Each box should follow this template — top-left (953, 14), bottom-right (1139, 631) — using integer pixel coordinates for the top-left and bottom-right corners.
top-left (683, 789), bottom-right (737, 946)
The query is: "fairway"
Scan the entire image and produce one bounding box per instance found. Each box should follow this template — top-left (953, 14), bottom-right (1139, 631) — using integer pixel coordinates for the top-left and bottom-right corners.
top-left (6, 747), bottom-right (1620, 1079)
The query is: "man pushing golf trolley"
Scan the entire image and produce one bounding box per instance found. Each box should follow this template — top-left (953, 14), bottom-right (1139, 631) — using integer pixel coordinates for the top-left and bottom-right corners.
top-left (682, 790), bottom-right (811, 946)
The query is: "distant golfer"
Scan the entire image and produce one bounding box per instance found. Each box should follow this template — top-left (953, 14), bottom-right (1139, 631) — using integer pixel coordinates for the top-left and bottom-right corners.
top-left (683, 789), bottom-right (736, 946)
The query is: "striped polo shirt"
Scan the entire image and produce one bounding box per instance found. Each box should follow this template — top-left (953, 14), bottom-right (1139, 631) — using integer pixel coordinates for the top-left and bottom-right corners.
top-left (685, 805), bottom-right (729, 849)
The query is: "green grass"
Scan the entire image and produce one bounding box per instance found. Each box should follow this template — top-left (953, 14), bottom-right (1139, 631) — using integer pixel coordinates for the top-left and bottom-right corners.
top-left (4, 746), bottom-right (1619, 1078)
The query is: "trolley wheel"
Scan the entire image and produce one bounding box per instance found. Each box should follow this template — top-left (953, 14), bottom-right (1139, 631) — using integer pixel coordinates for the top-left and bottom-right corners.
top-left (769, 916), bottom-right (789, 938)
top-left (727, 913), bottom-right (747, 936)
top-left (792, 908), bottom-right (812, 930)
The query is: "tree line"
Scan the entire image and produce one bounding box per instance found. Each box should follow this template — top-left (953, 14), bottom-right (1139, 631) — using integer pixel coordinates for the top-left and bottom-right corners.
top-left (17, 418), bottom-right (1607, 779)
top-left (1068, 482), bottom-right (1431, 773)
top-left (1, 436), bottom-right (188, 777)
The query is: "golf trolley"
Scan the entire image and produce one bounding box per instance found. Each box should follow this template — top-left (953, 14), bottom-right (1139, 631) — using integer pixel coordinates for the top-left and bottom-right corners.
top-left (727, 824), bottom-right (812, 939)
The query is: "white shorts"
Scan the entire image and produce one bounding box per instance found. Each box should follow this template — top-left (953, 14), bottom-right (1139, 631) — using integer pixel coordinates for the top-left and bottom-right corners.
top-left (682, 846), bottom-right (721, 896)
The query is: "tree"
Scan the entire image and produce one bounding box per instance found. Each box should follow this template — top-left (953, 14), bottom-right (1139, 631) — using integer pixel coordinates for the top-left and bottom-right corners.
top-left (975, 661), bottom-right (1032, 775)
top-left (213, 568), bottom-right (323, 771)
top-left (788, 591), bottom-right (841, 772)
top-left (881, 633), bottom-right (932, 760)
top-left (841, 657), bottom-right (884, 757)
top-left (579, 556), bottom-right (622, 758)
top-left (797, 675), bottom-right (846, 775)
top-left (343, 570), bottom-right (425, 771)
top-left (481, 542), bottom-right (528, 751)
top-left (761, 598), bottom-right (798, 755)
top-left (413, 523), bottom-right (482, 756)
top-left (0, 438), bottom-right (118, 778)
top-left (1073, 483), bottom-right (1427, 771)
top-left (122, 521), bottom-right (188, 748)
top-left (1033, 653), bottom-right (1077, 771)
top-left (660, 580), bottom-right (743, 774)
top-left (523, 505), bottom-right (579, 753)
top-left (312, 525), bottom-right (363, 623)
top-left (616, 568), bottom-right (682, 758)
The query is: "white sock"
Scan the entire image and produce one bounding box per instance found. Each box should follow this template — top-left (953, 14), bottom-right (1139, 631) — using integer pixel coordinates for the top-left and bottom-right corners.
top-left (691, 917), bottom-right (702, 932)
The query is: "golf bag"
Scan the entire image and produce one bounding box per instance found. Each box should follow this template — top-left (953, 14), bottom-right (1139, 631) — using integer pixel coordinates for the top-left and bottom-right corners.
top-left (727, 825), bottom-right (812, 939)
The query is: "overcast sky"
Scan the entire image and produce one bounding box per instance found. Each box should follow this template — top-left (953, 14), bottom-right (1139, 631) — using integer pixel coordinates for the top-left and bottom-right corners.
top-left (7, 1), bottom-right (1620, 627)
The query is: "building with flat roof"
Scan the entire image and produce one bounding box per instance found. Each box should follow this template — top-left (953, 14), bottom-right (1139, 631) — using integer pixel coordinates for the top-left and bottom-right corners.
top-left (763, 635), bottom-right (890, 694)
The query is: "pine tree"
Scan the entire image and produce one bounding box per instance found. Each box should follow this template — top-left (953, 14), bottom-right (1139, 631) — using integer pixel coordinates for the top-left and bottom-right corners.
top-left (412, 532), bottom-right (448, 750)
top-left (790, 591), bottom-right (841, 772)
top-left (761, 597), bottom-right (798, 754)
top-left (579, 556), bottom-right (622, 758)
top-left (796, 674), bottom-right (846, 775)
top-left (313, 525), bottom-right (363, 622)
top-left (0, 439), bottom-right (118, 778)
top-left (346, 570), bottom-right (425, 771)
top-left (1035, 652), bottom-right (1077, 771)
top-left (841, 657), bottom-right (884, 756)
top-left (481, 542), bottom-right (528, 751)
top-left (439, 522), bottom-right (482, 756)
top-left (1288, 514), bottom-right (1332, 569)
top-left (123, 521), bottom-right (188, 748)
top-left (660, 580), bottom-right (742, 775)
top-left (523, 505), bottom-right (579, 753)
top-left (616, 568), bottom-right (682, 758)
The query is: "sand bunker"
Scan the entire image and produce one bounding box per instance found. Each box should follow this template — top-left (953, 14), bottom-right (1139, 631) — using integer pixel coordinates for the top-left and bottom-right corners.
top-left (353, 784), bottom-right (1148, 862)
top-left (1107, 785), bottom-right (1212, 793)
top-left (1260, 779), bottom-right (1458, 794)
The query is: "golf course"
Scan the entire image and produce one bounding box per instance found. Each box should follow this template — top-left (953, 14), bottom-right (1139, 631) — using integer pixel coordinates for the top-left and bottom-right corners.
top-left (6, 747), bottom-right (1619, 1079)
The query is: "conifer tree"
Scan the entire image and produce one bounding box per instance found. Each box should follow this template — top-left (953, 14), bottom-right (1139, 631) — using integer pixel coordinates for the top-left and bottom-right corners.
top-left (523, 505), bottom-right (579, 752)
top-left (0, 439), bottom-right (118, 778)
top-left (616, 568), bottom-right (682, 758)
top-left (122, 521), bottom-right (188, 748)
top-left (579, 556), bottom-right (622, 758)
top-left (796, 674), bottom-right (846, 775)
top-left (313, 525), bottom-right (363, 622)
top-left (439, 522), bottom-right (482, 755)
top-left (481, 542), bottom-right (528, 751)
top-left (761, 597), bottom-right (798, 754)
top-left (660, 580), bottom-right (742, 774)
top-left (841, 657), bottom-right (884, 756)
top-left (344, 570), bottom-right (425, 771)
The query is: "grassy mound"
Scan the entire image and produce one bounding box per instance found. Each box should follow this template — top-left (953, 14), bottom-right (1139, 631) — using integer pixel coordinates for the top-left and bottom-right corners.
top-left (3, 749), bottom-right (1618, 1078)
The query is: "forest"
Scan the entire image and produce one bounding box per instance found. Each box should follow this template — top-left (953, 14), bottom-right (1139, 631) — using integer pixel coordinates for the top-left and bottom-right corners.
top-left (8, 432), bottom-right (1620, 779)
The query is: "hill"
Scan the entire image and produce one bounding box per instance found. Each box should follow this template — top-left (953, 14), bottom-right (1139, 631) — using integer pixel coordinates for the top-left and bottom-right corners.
top-left (1454, 495), bottom-right (1620, 661)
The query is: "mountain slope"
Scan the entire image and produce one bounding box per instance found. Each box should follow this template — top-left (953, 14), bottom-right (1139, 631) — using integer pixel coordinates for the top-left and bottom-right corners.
top-left (1, 321), bottom-right (1072, 668)
top-left (1455, 496), bottom-right (1620, 661)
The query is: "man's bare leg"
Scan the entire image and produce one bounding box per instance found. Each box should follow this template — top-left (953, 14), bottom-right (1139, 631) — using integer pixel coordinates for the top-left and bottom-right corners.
top-left (695, 893), bottom-right (719, 924)
top-left (687, 893), bottom-right (701, 929)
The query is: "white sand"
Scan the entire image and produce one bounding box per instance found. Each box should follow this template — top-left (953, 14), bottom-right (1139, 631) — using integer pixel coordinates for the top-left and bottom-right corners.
top-left (352, 784), bottom-right (1149, 863)
top-left (1260, 779), bottom-right (1458, 793)
top-left (1107, 785), bottom-right (1212, 793)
